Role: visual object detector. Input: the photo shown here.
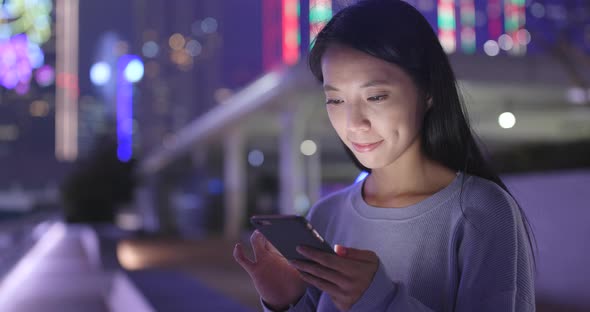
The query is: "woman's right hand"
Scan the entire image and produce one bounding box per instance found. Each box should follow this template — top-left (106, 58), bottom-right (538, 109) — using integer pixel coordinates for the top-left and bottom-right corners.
top-left (233, 230), bottom-right (306, 311)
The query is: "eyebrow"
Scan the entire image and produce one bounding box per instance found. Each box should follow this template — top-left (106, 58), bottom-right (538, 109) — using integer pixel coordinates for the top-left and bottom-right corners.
top-left (323, 80), bottom-right (391, 91)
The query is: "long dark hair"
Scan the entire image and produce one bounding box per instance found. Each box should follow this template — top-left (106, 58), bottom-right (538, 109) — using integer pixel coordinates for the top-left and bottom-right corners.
top-left (309, 0), bottom-right (536, 265)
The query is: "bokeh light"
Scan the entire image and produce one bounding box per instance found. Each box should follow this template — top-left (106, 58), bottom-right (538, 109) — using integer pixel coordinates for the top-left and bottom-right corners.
top-left (484, 40), bottom-right (500, 56)
top-left (124, 59), bottom-right (144, 83)
top-left (201, 17), bottom-right (218, 34)
top-left (300, 140), bottom-right (318, 156)
top-left (169, 33), bottom-right (185, 50)
top-left (498, 112), bottom-right (516, 129)
top-left (90, 62), bottom-right (111, 86)
top-left (248, 150), bottom-right (265, 167)
top-left (35, 65), bottom-right (54, 87)
top-left (142, 41), bottom-right (159, 58)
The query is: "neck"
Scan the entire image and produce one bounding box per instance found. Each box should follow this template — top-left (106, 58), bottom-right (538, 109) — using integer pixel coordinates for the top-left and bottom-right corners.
top-left (363, 138), bottom-right (456, 207)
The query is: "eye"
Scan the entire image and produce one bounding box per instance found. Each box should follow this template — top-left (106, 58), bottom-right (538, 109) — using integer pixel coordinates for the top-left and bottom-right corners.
top-left (367, 95), bottom-right (388, 102)
top-left (325, 98), bottom-right (344, 105)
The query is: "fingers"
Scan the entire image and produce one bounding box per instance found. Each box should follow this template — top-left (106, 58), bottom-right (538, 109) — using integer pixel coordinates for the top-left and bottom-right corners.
top-left (335, 245), bottom-right (378, 263)
top-left (296, 246), bottom-right (347, 272)
top-left (291, 260), bottom-right (348, 286)
top-left (299, 271), bottom-right (341, 294)
top-left (250, 230), bottom-right (267, 261)
top-left (233, 243), bottom-right (255, 273)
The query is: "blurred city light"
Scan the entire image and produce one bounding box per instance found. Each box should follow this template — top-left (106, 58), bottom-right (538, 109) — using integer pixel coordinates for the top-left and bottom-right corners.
top-left (530, 2), bottom-right (545, 18)
top-left (201, 17), bottom-right (218, 34)
top-left (29, 100), bottom-right (50, 117)
top-left (27, 42), bottom-right (44, 68)
top-left (498, 34), bottom-right (514, 51)
top-left (484, 40), bottom-right (500, 56)
top-left (142, 41), bottom-right (159, 58)
top-left (248, 150), bottom-right (265, 167)
top-left (282, 0), bottom-right (300, 65)
top-left (566, 88), bottom-right (587, 105)
top-left (0, 34), bottom-right (36, 91)
top-left (498, 112), bottom-right (516, 129)
top-left (310, 0), bottom-right (332, 44)
top-left (300, 140), bottom-right (317, 156)
top-left (89, 61), bottom-right (111, 86)
top-left (295, 194), bottom-right (310, 215)
top-left (0, 125), bottom-right (19, 141)
top-left (169, 33), bottom-right (185, 50)
top-left (35, 64), bottom-right (55, 86)
top-left (116, 55), bottom-right (143, 162)
top-left (185, 39), bottom-right (202, 57)
top-left (124, 58), bottom-right (144, 83)
top-left (438, 0), bottom-right (457, 53)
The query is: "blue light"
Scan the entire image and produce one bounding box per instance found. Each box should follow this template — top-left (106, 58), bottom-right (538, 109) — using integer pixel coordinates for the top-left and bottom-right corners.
top-left (90, 62), bottom-right (111, 86)
top-left (27, 42), bottom-right (44, 68)
top-left (142, 41), bottom-right (159, 58)
top-left (124, 58), bottom-right (144, 83)
top-left (116, 55), bottom-right (138, 162)
top-left (354, 171), bottom-right (369, 183)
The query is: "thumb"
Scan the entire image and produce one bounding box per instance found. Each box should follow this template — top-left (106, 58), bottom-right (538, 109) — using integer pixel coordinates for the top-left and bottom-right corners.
top-left (334, 244), bottom-right (377, 262)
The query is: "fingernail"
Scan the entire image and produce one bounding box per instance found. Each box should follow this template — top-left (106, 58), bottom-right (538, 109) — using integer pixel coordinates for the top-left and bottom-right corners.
top-left (335, 244), bottom-right (347, 256)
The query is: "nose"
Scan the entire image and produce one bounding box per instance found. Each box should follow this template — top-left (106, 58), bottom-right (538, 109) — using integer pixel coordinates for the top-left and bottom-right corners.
top-left (347, 104), bottom-right (370, 133)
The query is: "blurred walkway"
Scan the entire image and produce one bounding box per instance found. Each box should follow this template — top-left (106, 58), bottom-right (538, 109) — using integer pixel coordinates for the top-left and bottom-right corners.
top-left (117, 236), bottom-right (260, 310)
top-left (0, 222), bottom-right (257, 312)
top-left (0, 223), bottom-right (150, 312)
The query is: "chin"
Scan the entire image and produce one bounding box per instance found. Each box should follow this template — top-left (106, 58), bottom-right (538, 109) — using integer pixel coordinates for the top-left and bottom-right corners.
top-left (356, 156), bottom-right (390, 170)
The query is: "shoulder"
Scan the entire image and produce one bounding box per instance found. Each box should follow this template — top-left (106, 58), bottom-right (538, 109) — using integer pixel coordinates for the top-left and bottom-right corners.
top-left (306, 182), bottom-right (359, 222)
top-left (459, 175), bottom-right (521, 233)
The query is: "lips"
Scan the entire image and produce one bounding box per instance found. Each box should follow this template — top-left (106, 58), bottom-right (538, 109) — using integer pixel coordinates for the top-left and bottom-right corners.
top-left (351, 140), bottom-right (383, 153)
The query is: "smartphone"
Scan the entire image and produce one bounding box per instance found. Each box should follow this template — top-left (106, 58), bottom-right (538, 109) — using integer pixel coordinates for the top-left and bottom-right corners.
top-left (250, 215), bottom-right (335, 261)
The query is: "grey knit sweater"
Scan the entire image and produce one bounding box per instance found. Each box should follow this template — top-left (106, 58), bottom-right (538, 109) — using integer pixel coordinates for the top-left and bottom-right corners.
top-left (263, 173), bottom-right (535, 311)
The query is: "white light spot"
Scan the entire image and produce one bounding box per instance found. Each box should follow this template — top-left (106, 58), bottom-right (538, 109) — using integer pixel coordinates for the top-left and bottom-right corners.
top-left (484, 40), bottom-right (500, 56)
top-left (300, 140), bottom-right (317, 156)
top-left (498, 112), bottom-right (516, 129)
top-left (124, 59), bottom-right (144, 83)
top-left (498, 34), bottom-right (514, 51)
top-left (90, 62), bottom-right (111, 86)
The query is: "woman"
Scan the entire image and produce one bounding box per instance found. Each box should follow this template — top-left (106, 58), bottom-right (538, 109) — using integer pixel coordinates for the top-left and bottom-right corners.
top-left (234, 0), bottom-right (536, 311)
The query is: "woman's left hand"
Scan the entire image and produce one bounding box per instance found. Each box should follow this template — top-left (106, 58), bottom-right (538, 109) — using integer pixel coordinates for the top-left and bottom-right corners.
top-left (291, 244), bottom-right (380, 311)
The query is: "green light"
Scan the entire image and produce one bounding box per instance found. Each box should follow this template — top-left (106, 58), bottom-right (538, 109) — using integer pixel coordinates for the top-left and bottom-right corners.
top-left (512, 0), bottom-right (525, 6)
top-left (461, 40), bottom-right (476, 54)
top-left (505, 17), bottom-right (518, 31)
top-left (438, 14), bottom-right (456, 29)
top-left (310, 7), bottom-right (332, 23)
top-left (461, 12), bottom-right (475, 25)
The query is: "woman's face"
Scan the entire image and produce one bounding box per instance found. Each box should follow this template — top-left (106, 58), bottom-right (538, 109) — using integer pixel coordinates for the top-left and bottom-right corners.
top-left (321, 45), bottom-right (428, 170)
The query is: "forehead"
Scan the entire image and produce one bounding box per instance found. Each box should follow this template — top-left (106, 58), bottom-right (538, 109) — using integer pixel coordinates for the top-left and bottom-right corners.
top-left (320, 45), bottom-right (409, 84)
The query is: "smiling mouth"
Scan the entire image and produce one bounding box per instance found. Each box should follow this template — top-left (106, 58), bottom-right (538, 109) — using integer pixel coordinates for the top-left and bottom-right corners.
top-left (351, 140), bottom-right (383, 153)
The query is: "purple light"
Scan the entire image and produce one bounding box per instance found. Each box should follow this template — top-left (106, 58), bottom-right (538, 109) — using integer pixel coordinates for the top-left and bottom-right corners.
top-left (0, 34), bottom-right (38, 93)
top-left (15, 82), bottom-right (30, 95)
top-left (35, 65), bottom-right (55, 87)
top-left (116, 55), bottom-right (141, 162)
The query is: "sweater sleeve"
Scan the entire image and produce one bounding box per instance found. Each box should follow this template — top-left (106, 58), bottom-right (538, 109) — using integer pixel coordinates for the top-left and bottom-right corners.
top-left (260, 287), bottom-right (322, 312)
top-left (453, 191), bottom-right (535, 312)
